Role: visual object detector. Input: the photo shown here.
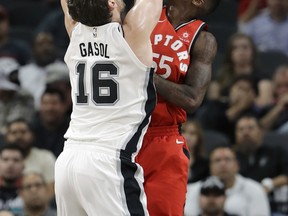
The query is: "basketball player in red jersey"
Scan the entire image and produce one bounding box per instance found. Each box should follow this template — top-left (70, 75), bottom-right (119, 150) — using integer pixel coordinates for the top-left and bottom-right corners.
top-left (136, 0), bottom-right (221, 215)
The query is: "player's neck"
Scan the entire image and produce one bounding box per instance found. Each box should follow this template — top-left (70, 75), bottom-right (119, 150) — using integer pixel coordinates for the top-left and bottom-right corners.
top-left (111, 8), bottom-right (122, 24)
top-left (166, 3), bottom-right (197, 28)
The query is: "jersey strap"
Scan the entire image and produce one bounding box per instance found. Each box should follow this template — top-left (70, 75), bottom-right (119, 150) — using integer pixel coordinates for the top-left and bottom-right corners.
top-left (176, 20), bottom-right (208, 54)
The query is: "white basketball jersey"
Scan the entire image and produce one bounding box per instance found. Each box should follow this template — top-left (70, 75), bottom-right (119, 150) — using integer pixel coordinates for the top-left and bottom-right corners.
top-left (64, 22), bottom-right (156, 151)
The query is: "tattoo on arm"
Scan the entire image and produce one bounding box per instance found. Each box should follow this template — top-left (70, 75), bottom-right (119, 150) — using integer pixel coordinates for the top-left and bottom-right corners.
top-left (154, 31), bottom-right (217, 113)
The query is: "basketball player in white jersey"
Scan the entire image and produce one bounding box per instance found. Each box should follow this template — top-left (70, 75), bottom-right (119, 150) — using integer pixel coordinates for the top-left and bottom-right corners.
top-left (55, 0), bottom-right (162, 215)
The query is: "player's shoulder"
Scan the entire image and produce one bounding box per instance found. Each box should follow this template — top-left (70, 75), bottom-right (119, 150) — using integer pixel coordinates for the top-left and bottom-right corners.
top-left (192, 30), bottom-right (217, 56)
top-left (197, 31), bottom-right (217, 46)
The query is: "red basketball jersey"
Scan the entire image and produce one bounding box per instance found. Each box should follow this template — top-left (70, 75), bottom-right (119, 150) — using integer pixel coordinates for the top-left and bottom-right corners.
top-left (150, 7), bottom-right (207, 126)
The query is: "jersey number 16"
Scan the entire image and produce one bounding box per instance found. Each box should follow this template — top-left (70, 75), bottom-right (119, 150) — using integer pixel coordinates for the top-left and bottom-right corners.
top-left (75, 62), bottom-right (119, 105)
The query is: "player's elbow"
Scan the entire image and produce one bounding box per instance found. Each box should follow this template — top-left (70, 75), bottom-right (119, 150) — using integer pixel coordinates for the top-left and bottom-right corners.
top-left (182, 88), bottom-right (206, 113)
top-left (184, 98), bottom-right (202, 114)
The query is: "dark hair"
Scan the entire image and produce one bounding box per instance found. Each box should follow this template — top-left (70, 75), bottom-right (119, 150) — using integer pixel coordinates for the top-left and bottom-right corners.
top-left (68, 0), bottom-right (113, 26)
top-left (200, 176), bottom-right (225, 196)
top-left (6, 118), bottom-right (32, 131)
top-left (235, 113), bottom-right (261, 129)
top-left (209, 146), bottom-right (236, 162)
top-left (217, 33), bottom-right (258, 91)
top-left (42, 87), bottom-right (66, 103)
top-left (0, 143), bottom-right (25, 158)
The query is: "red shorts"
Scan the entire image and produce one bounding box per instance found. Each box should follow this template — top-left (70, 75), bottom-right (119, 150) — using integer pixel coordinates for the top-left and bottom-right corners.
top-left (136, 125), bottom-right (189, 216)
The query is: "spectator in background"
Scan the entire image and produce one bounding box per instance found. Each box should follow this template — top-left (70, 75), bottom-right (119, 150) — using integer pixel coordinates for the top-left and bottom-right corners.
top-left (260, 65), bottom-right (288, 133)
top-left (185, 146), bottom-right (270, 216)
top-left (0, 135), bottom-right (4, 146)
top-left (18, 32), bottom-right (68, 110)
top-left (36, 8), bottom-right (69, 60)
top-left (5, 119), bottom-right (56, 200)
top-left (31, 88), bottom-right (69, 157)
top-left (0, 58), bottom-right (34, 134)
top-left (0, 6), bottom-right (31, 66)
top-left (181, 119), bottom-right (209, 184)
top-left (208, 32), bottom-right (272, 107)
top-left (44, 0), bottom-right (61, 9)
top-left (0, 144), bottom-right (24, 215)
top-left (198, 176), bottom-right (236, 216)
top-left (238, 0), bottom-right (266, 24)
top-left (198, 75), bottom-right (260, 142)
top-left (19, 172), bottom-right (56, 216)
top-left (234, 115), bottom-right (288, 215)
top-left (45, 63), bottom-right (71, 115)
top-left (240, 0), bottom-right (288, 56)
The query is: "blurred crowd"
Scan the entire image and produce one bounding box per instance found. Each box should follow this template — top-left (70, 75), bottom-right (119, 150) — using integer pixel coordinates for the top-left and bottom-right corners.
top-left (0, 0), bottom-right (287, 216)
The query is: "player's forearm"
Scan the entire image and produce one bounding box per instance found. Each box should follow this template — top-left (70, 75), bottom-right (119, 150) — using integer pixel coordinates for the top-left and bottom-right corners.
top-left (153, 31), bottom-right (215, 113)
top-left (154, 74), bottom-right (207, 113)
top-left (169, 30), bottom-right (215, 113)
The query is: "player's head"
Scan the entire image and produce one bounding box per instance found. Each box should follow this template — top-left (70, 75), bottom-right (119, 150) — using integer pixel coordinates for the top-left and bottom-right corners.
top-left (191, 0), bottom-right (221, 16)
top-left (67, 0), bottom-right (126, 26)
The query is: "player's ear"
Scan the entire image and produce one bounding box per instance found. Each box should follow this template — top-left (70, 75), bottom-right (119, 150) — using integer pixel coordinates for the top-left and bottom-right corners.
top-left (191, 0), bottom-right (204, 7)
top-left (108, 0), bottom-right (117, 9)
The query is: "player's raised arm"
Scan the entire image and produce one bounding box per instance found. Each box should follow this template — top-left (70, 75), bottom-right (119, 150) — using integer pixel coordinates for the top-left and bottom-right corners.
top-left (60, 0), bottom-right (77, 37)
top-left (123, 0), bottom-right (162, 66)
top-left (124, 0), bottom-right (162, 35)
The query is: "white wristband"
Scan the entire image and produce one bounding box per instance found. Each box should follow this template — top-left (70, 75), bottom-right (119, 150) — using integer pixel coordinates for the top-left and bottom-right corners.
top-left (261, 178), bottom-right (274, 192)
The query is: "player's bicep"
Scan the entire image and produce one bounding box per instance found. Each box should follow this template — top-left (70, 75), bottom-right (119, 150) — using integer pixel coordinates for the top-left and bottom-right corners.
top-left (185, 31), bottom-right (217, 88)
top-left (191, 31), bottom-right (217, 68)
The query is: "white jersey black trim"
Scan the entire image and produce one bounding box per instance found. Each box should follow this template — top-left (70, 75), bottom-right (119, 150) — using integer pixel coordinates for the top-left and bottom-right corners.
top-left (120, 67), bottom-right (156, 216)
